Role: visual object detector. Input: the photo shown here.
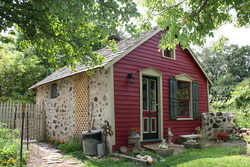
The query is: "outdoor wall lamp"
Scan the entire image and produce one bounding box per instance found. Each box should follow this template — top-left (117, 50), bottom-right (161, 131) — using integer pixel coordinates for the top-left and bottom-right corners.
top-left (127, 73), bottom-right (134, 84)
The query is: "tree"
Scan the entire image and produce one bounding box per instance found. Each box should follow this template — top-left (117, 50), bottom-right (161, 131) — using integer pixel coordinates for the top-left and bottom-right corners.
top-left (196, 44), bottom-right (250, 101)
top-left (0, 0), bottom-right (140, 69)
top-left (0, 44), bottom-right (47, 103)
top-left (139, 0), bottom-right (250, 49)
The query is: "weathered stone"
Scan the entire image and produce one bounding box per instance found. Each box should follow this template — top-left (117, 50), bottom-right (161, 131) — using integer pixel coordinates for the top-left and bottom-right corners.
top-left (202, 112), bottom-right (236, 139)
top-left (215, 120), bottom-right (222, 124)
top-left (210, 119), bottom-right (213, 124)
top-left (216, 112), bottom-right (223, 116)
top-left (53, 120), bottom-right (57, 124)
top-left (103, 95), bottom-right (107, 101)
top-left (212, 123), bottom-right (219, 128)
top-left (94, 97), bottom-right (98, 101)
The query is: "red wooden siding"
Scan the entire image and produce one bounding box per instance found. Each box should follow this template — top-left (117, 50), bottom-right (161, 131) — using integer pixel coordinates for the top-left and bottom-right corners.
top-left (113, 31), bottom-right (209, 151)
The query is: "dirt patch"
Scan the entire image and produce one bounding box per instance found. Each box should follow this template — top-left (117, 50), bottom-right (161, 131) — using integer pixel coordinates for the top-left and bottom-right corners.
top-left (27, 142), bottom-right (85, 167)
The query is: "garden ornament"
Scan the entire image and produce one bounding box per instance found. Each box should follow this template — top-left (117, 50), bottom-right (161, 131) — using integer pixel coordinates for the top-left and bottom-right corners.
top-left (168, 128), bottom-right (173, 144)
top-left (101, 120), bottom-right (113, 156)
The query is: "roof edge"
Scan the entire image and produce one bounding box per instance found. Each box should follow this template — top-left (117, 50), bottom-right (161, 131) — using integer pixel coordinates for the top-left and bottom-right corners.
top-left (187, 48), bottom-right (213, 85)
top-left (103, 28), bottom-right (161, 69)
top-left (28, 66), bottom-right (101, 90)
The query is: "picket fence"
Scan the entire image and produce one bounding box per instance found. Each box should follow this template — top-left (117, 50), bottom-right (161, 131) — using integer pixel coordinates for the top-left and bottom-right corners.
top-left (0, 102), bottom-right (46, 140)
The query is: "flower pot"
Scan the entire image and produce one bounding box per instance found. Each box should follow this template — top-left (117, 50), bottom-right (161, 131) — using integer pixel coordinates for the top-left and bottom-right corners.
top-left (155, 148), bottom-right (174, 157)
top-left (183, 143), bottom-right (201, 149)
top-left (128, 133), bottom-right (141, 149)
top-left (129, 132), bottom-right (140, 138)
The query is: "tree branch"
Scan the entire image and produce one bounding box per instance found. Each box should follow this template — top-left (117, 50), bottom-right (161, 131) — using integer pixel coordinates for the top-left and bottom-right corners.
top-left (191, 0), bottom-right (209, 17)
top-left (154, 0), bottom-right (186, 16)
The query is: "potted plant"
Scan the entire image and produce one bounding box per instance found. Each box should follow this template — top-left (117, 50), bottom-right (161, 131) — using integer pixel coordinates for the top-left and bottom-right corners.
top-left (129, 128), bottom-right (140, 137)
top-left (156, 139), bottom-right (174, 157)
top-left (183, 139), bottom-right (200, 149)
top-left (128, 128), bottom-right (141, 149)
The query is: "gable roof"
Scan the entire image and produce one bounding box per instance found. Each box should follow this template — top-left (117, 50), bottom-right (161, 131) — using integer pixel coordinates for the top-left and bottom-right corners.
top-left (29, 28), bottom-right (212, 90)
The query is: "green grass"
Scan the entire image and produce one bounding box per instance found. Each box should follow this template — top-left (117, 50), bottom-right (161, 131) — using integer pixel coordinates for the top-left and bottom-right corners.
top-left (84, 146), bottom-right (250, 167)
top-left (155, 146), bottom-right (250, 167)
top-left (85, 157), bottom-right (139, 167)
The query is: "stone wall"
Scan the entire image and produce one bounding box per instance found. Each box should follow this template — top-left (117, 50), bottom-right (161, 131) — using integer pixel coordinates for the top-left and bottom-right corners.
top-left (89, 68), bottom-right (110, 130)
top-left (36, 77), bottom-right (75, 141)
top-left (202, 112), bottom-right (236, 138)
top-left (36, 72), bottom-right (89, 141)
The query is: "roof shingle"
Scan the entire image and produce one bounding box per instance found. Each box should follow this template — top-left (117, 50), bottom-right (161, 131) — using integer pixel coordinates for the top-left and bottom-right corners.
top-left (29, 27), bottom-right (159, 90)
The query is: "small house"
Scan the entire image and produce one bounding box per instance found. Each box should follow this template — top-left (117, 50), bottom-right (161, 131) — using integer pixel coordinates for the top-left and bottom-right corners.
top-left (30, 28), bottom-right (212, 152)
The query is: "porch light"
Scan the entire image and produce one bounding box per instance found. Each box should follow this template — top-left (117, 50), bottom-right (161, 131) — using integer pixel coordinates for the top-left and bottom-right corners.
top-left (127, 73), bottom-right (134, 84)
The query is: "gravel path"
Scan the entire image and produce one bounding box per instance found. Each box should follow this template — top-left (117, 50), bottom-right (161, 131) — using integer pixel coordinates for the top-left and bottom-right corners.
top-left (27, 142), bottom-right (84, 167)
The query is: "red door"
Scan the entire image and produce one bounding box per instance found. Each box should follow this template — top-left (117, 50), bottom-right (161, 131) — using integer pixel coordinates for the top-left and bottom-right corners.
top-left (142, 76), bottom-right (158, 140)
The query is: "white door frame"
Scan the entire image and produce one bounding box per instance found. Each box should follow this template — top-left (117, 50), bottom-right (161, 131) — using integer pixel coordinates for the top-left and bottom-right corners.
top-left (139, 68), bottom-right (163, 141)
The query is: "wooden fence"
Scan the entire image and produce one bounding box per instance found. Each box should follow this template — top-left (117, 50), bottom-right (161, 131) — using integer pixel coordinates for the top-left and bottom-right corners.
top-left (0, 102), bottom-right (46, 141)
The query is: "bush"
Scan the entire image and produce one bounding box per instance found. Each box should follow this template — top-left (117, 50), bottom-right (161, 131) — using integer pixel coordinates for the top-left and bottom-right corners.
top-left (57, 138), bottom-right (82, 153)
top-left (0, 123), bottom-right (27, 166)
top-left (211, 78), bottom-right (250, 128)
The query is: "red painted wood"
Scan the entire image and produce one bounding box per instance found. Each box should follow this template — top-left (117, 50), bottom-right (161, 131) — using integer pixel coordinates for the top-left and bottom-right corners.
top-left (112, 31), bottom-right (209, 150)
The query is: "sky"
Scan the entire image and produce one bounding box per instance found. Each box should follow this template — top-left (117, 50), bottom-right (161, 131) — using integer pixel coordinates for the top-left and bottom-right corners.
top-left (205, 24), bottom-right (250, 47)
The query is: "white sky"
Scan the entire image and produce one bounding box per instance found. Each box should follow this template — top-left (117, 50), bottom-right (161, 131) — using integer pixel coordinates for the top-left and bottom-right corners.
top-left (205, 24), bottom-right (250, 47)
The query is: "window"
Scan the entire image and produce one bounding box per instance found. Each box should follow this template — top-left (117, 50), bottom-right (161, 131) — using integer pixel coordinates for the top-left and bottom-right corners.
top-left (177, 81), bottom-right (190, 117)
top-left (162, 49), bottom-right (176, 60)
top-left (169, 74), bottom-right (199, 120)
top-left (51, 83), bottom-right (58, 98)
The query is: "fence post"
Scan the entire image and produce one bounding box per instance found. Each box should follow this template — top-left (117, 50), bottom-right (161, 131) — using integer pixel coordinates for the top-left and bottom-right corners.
top-left (40, 105), bottom-right (46, 141)
top-left (26, 104), bottom-right (29, 150)
top-left (20, 104), bottom-right (25, 163)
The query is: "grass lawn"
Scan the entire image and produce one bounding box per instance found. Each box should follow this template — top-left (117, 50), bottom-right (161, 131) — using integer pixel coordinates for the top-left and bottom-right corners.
top-left (85, 146), bottom-right (250, 167)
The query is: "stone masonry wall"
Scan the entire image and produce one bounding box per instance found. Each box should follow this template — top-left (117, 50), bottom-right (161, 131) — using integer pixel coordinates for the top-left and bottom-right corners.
top-left (202, 112), bottom-right (236, 138)
top-left (36, 77), bottom-right (75, 141)
top-left (89, 68), bottom-right (110, 130)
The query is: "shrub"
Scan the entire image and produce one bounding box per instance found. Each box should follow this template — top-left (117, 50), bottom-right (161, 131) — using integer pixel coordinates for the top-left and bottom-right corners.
top-left (57, 138), bottom-right (82, 153)
top-left (0, 123), bottom-right (27, 166)
top-left (211, 78), bottom-right (250, 128)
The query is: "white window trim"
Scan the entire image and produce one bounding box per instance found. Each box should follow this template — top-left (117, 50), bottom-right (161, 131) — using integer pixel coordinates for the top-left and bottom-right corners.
top-left (162, 49), bottom-right (176, 60)
top-left (175, 74), bottom-right (194, 120)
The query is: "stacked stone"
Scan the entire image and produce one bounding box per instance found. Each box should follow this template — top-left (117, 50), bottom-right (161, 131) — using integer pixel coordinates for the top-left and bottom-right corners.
top-left (240, 128), bottom-right (250, 138)
top-left (202, 112), bottom-right (236, 138)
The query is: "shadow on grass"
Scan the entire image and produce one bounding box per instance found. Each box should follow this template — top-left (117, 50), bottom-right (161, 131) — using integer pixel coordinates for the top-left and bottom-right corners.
top-left (154, 146), bottom-right (250, 167)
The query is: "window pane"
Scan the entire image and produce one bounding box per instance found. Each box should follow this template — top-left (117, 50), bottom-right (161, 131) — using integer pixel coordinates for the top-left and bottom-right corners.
top-left (164, 49), bottom-right (172, 58)
top-left (150, 80), bottom-right (156, 111)
top-left (151, 118), bottom-right (156, 132)
top-left (51, 84), bottom-right (57, 98)
top-left (143, 118), bottom-right (148, 132)
top-left (143, 79), bottom-right (148, 110)
top-left (177, 82), bottom-right (189, 99)
top-left (177, 100), bottom-right (189, 116)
